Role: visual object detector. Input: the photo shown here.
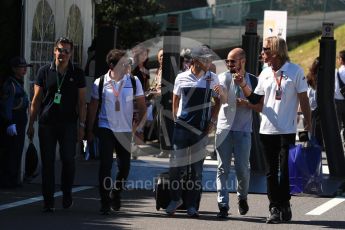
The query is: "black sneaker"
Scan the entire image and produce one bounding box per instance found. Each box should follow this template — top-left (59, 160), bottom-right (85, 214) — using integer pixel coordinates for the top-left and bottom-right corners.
top-left (62, 193), bottom-right (73, 209)
top-left (281, 204), bottom-right (292, 221)
top-left (238, 199), bottom-right (249, 215)
top-left (42, 206), bottom-right (55, 213)
top-left (217, 207), bottom-right (229, 219)
top-left (99, 205), bottom-right (112, 215)
top-left (110, 190), bottom-right (121, 211)
top-left (266, 207), bottom-right (282, 224)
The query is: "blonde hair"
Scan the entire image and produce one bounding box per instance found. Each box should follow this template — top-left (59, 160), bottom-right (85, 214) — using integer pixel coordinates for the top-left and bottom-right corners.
top-left (265, 36), bottom-right (290, 63)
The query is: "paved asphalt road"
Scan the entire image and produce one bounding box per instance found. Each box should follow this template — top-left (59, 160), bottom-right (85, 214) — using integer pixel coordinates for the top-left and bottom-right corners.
top-left (1, 184), bottom-right (345, 230)
top-left (1, 148), bottom-right (345, 230)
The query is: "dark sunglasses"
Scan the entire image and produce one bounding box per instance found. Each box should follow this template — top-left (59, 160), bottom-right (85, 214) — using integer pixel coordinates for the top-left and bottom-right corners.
top-left (262, 47), bottom-right (271, 52)
top-left (225, 59), bottom-right (241, 64)
top-left (56, 47), bottom-right (71, 54)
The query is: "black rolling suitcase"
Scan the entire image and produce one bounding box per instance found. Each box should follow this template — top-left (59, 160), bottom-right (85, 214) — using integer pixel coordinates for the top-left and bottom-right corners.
top-left (154, 171), bottom-right (201, 211)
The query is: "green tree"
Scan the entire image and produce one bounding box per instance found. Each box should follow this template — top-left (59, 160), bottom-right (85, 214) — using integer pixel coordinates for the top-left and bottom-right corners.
top-left (0, 0), bottom-right (21, 79)
top-left (96, 0), bottom-right (162, 49)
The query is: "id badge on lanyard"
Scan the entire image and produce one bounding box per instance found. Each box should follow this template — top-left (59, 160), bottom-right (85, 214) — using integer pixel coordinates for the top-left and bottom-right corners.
top-left (54, 92), bottom-right (62, 104)
top-left (54, 72), bottom-right (66, 104)
top-left (274, 71), bottom-right (283, 100)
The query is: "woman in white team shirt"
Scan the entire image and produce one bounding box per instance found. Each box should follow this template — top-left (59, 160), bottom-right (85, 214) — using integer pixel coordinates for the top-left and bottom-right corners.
top-left (234, 36), bottom-right (311, 224)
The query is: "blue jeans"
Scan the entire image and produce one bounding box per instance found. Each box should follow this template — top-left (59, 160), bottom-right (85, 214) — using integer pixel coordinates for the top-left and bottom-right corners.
top-left (215, 129), bottom-right (251, 209)
top-left (169, 124), bottom-right (207, 208)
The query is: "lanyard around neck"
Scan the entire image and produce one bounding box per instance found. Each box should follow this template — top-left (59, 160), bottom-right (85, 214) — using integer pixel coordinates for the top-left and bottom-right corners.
top-left (110, 77), bottom-right (125, 98)
top-left (273, 70), bottom-right (283, 90)
top-left (56, 71), bottom-right (67, 93)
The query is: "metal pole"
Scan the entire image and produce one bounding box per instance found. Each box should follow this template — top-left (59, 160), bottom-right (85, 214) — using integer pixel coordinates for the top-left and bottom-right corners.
top-left (323, 0), bottom-right (328, 22)
top-left (160, 15), bottom-right (181, 152)
top-left (208, 5), bottom-right (213, 47)
top-left (318, 22), bottom-right (345, 177)
top-left (242, 19), bottom-right (265, 172)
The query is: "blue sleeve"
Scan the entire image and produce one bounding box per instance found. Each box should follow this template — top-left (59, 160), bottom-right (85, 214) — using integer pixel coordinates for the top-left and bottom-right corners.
top-left (0, 80), bottom-right (15, 127)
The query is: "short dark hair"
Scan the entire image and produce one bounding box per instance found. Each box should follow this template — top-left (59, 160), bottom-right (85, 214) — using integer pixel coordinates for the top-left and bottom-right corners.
top-left (55, 37), bottom-right (74, 50)
top-left (339, 50), bottom-right (345, 63)
top-left (106, 49), bottom-right (126, 67)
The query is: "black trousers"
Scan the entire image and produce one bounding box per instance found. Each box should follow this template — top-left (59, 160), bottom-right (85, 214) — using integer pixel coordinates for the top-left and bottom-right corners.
top-left (312, 109), bottom-right (323, 148)
top-left (97, 128), bottom-right (131, 206)
top-left (260, 133), bottom-right (296, 209)
top-left (0, 110), bottom-right (27, 187)
top-left (38, 123), bottom-right (77, 207)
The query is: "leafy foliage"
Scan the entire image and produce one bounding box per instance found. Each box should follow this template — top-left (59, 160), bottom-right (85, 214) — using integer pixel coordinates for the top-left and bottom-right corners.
top-left (0, 0), bottom-right (21, 78)
top-left (96, 0), bottom-right (162, 49)
top-left (290, 24), bottom-right (345, 73)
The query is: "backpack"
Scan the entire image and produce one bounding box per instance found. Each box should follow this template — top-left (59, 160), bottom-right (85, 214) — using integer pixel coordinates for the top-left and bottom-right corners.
top-left (93, 74), bottom-right (137, 134)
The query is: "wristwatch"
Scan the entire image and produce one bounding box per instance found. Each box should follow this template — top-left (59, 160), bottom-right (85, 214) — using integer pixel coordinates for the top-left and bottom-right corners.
top-left (79, 122), bottom-right (86, 128)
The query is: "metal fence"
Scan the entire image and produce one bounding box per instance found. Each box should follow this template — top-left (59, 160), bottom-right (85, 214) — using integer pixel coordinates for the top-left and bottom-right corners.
top-left (145, 0), bottom-right (345, 49)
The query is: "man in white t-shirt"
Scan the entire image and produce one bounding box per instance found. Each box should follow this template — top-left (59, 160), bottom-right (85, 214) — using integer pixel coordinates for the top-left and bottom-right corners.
top-left (86, 49), bottom-right (146, 215)
top-left (334, 50), bottom-right (345, 142)
top-left (234, 36), bottom-right (311, 224)
top-left (165, 45), bottom-right (220, 217)
top-left (215, 48), bottom-right (261, 218)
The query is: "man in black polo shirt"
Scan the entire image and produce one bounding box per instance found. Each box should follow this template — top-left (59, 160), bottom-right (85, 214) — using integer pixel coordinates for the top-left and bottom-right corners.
top-left (27, 37), bottom-right (86, 212)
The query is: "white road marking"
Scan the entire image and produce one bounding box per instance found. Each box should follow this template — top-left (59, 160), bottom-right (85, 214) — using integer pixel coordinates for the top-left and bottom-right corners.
top-left (306, 197), bottom-right (345, 215)
top-left (0, 186), bottom-right (93, 211)
top-left (322, 165), bottom-right (329, 174)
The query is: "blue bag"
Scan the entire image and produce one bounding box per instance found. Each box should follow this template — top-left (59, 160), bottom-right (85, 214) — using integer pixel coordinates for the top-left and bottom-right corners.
top-left (289, 137), bottom-right (323, 195)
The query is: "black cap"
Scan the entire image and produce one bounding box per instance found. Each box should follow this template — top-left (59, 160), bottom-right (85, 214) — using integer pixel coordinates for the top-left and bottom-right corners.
top-left (10, 57), bottom-right (33, 68)
top-left (190, 45), bottom-right (214, 60)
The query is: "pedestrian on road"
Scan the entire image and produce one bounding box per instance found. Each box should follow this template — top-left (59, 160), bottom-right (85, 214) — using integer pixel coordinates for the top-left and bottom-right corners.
top-left (27, 37), bottom-right (86, 212)
top-left (132, 45), bottom-right (150, 92)
top-left (150, 48), bottom-right (170, 158)
top-left (86, 49), bottom-right (146, 215)
top-left (305, 57), bottom-right (323, 147)
top-left (335, 50), bottom-right (345, 143)
top-left (214, 48), bottom-right (261, 218)
top-left (0, 57), bottom-right (31, 188)
top-left (234, 36), bottom-right (311, 224)
top-left (165, 45), bottom-right (221, 217)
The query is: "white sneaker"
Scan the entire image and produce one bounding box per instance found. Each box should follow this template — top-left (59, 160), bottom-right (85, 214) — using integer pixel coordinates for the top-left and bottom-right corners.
top-left (156, 151), bottom-right (169, 158)
top-left (165, 199), bottom-right (183, 215)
